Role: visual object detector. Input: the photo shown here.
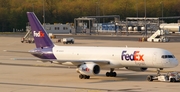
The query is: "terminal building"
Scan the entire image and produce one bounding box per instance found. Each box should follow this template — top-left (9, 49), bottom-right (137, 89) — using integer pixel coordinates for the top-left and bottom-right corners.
top-left (25, 16), bottom-right (180, 34)
top-left (44, 23), bottom-right (71, 34)
top-left (73, 15), bottom-right (120, 34)
top-left (26, 23), bottom-right (72, 34)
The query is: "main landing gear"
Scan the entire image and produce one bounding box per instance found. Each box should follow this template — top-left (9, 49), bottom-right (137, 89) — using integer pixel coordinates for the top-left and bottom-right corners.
top-left (79, 74), bottom-right (90, 79)
top-left (106, 68), bottom-right (117, 77)
top-left (78, 68), bottom-right (117, 79)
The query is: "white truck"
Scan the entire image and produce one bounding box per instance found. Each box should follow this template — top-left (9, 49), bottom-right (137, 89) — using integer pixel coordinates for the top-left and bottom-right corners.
top-left (147, 29), bottom-right (170, 42)
top-left (62, 38), bottom-right (74, 44)
top-left (147, 72), bottom-right (180, 82)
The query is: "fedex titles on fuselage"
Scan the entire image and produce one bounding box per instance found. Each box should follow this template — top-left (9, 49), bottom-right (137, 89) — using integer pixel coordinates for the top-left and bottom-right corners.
top-left (121, 50), bottom-right (144, 61)
top-left (33, 31), bottom-right (44, 37)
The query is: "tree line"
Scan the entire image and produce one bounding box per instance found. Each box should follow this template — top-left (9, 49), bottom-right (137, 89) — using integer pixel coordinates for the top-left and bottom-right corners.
top-left (0, 0), bottom-right (180, 32)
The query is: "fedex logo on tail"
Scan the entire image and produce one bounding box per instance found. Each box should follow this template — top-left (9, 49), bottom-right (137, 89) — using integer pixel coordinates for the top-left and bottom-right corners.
top-left (33, 31), bottom-right (44, 37)
top-left (121, 50), bottom-right (144, 61)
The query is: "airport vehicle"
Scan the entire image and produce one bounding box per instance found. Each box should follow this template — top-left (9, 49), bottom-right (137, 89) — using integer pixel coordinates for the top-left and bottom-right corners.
top-left (147, 72), bottom-right (180, 82)
top-left (147, 29), bottom-right (170, 42)
top-left (160, 23), bottom-right (180, 33)
top-left (48, 33), bottom-right (56, 39)
top-left (4, 12), bottom-right (179, 79)
top-left (21, 29), bottom-right (34, 43)
top-left (55, 38), bottom-right (74, 44)
top-left (62, 38), bottom-right (74, 44)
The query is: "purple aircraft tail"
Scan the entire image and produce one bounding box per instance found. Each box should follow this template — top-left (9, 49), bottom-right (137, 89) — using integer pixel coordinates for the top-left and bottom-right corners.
top-left (27, 12), bottom-right (54, 48)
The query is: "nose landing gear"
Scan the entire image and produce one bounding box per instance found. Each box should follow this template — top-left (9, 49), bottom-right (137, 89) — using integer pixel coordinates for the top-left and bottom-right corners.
top-left (157, 68), bottom-right (163, 76)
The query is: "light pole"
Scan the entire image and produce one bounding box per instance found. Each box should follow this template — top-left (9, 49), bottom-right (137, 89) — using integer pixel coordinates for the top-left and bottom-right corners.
top-left (43, 0), bottom-right (45, 28)
top-left (96, 1), bottom-right (99, 33)
top-left (144, 0), bottom-right (147, 37)
top-left (32, 4), bottom-right (34, 12)
top-left (96, 2), bottom-right (98, 16)
top-left (136, 0), bottom-right (138, 18)
top-left (160, 2), bottom-right (164, 21)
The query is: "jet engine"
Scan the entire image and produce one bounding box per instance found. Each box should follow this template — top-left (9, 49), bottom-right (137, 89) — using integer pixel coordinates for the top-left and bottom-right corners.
top-left (125, 67), bottom-right (147, 72)
top-left (76, 63), bottom-right (100, 75)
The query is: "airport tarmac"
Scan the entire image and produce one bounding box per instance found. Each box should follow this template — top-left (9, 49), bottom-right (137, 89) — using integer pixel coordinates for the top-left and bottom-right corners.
top-left (0, 34), bottom-right (180, 92)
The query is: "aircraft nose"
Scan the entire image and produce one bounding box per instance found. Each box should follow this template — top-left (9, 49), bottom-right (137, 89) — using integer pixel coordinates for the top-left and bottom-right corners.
top-left (171, 59), bottom-right (179, 67)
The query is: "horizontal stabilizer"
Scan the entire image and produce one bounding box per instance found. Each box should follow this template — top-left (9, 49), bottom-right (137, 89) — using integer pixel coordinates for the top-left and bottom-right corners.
top-left (3, 50), bottom-right (30, 53)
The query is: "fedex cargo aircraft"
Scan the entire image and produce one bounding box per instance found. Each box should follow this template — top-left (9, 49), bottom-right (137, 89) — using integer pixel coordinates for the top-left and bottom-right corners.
top-left (4, 12), bottom-right (179, 79)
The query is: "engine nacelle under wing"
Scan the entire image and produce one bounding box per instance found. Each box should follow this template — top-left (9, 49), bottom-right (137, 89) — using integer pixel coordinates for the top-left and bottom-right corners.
top-left (76, 63), bottom-right (100, 75)
top-left (125, 67), bottom-right (148, 72)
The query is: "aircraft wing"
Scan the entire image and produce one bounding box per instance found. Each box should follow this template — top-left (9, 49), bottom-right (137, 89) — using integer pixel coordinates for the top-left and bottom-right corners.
top-left (11, 58), bottom-right (110, 65)
top-left (6, 50), bottom-right (110, 65)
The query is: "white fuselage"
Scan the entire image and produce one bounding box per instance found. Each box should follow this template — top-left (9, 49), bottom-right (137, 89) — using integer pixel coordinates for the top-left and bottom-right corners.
top-left (52, 46), bottom-right (178, 68)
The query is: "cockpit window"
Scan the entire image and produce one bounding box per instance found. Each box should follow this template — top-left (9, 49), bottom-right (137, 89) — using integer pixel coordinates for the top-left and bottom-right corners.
top-left (168, 55), bottom-right (173, 58)
top-left (161, 55), bottom-right (165, 58)
top-left (161, 55), bottom-right (175, 59)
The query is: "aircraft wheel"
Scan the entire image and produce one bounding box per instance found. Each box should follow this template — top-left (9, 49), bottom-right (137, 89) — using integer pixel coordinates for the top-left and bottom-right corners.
top-left (79, 74), bottom-right (84, 79)
top-left (106, 72), bottom-right (117, 77)
top-left (106, 72), bottom-right (110, 77)
top-left (147, 75), bottom-right (153, 81)
top-left (79, 74), bottom-right (90, 79)
top-left (112, 72), bottom-right (117, 77)
top-left (28, 40), bottom-right (31, 43)
top-left (172, 78), bottom-right (176, 82)
top-left (170, 78), bottom-right (176, 82)
top-left (86, 75), bottom-right (90, 79)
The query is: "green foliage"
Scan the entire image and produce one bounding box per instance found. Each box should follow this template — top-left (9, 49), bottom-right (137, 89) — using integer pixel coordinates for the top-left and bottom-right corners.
top-left (0, 0), bottom-right (180, 32)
